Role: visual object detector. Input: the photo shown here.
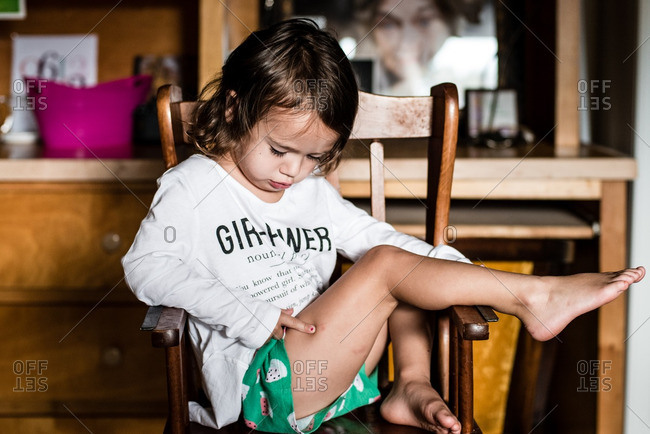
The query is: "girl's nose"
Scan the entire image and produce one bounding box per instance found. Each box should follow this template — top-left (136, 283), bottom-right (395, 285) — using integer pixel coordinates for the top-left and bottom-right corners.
top-left (280, 155), bottom-right (301, 177)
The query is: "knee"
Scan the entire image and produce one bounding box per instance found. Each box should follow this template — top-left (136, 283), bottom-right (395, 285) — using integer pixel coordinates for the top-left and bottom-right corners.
top-left (356, 245), bottom-right (404, 304)
top-left (362, 244), bottom-right (406, 270)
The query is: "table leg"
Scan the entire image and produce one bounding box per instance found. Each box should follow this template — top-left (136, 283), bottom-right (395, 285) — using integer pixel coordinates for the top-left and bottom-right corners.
top-left (597, 181), bottom-right (628, 434)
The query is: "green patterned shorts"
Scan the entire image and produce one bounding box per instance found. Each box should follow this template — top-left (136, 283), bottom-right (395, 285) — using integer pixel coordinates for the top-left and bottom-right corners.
top-left (241, 337), bottom-right (381, 433)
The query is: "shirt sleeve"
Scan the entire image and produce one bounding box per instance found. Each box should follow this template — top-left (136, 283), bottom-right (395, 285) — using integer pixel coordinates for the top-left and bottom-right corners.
top-left (321, 178), bottom-right (470, 264)
top-left (122, 169), bottom-right (280, 350)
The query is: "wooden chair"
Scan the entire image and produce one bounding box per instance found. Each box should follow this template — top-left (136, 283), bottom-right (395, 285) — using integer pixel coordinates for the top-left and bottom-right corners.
top-left (141, 83), bottom-right (496, 434)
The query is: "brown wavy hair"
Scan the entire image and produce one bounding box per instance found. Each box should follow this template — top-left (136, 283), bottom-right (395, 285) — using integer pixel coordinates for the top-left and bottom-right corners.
top-left (188, 18), bottom-right (359, 175)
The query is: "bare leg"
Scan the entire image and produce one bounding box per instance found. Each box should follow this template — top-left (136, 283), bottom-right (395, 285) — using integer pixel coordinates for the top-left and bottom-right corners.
top-left (379, 304), bottom-right (461, 433)
top-left (284, 245), bottom-right (645, 421)
top-left (364, 321), bottom-right (389, 378)
top-left (285, 250), bottom-right (398, 417)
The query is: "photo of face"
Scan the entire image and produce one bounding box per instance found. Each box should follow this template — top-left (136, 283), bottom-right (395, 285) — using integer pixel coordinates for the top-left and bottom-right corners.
top-left (335, 0), bottom-right (496, 100)
top-left (288, 0), bottom-right (497, 101)
top-left (371, 0), bottom-right (452, 86)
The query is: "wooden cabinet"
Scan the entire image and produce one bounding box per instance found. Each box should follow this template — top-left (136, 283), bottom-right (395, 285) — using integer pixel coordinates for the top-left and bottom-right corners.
top-left (0, 183), bottom-right (153, 290)
top-left (0, 180), bottom-right (167, 432)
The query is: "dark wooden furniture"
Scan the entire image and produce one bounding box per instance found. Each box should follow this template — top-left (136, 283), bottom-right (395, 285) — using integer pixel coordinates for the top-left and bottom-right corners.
top-left (143, 83), bottom-right (495, 434)
top-left (0, 174), bottom-right (168, 432)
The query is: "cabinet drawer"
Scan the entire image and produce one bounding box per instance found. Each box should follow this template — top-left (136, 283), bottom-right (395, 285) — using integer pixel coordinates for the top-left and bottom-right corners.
top-left (0, 183), bottom-right (154, 290)
top-left (0, 301), bottom-right (167, 416)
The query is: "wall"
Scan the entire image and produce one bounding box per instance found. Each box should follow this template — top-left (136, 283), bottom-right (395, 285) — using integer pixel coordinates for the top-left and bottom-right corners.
top-left (624, 1), bottom-right (650, 432)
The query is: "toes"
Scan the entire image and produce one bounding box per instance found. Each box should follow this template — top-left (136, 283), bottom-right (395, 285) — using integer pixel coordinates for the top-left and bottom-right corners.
top-left (635, 266), bottom-right (646, 281)
top-left (621, 267), bottom-right (645, 280)
top-left (612, 273), bottom-right (635, 284)
top-left (434, 408), bottom-right (460, 432)
top-left (449, 421), bottom-right (461, 434)
top-left (426, 422), bottom-right (460, 434)
top-left (613, 268), bottom-right (645, 284)
top-left (421, 400), bottom-right (460, 433)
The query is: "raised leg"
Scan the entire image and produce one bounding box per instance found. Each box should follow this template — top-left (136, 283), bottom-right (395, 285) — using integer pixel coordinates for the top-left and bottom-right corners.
top-left (284, 245), bottom-right (645, 420)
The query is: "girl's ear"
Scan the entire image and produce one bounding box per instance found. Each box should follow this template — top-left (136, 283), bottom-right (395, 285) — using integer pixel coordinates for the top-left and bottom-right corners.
top-left (225, 90), bottom-right (237, 123)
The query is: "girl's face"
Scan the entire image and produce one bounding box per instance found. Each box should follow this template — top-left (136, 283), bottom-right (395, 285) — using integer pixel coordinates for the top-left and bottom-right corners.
top-left (226, 108), bottom-right (339, 203)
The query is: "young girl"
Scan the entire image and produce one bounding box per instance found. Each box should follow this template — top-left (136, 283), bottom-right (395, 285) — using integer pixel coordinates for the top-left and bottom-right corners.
top-left (123, 19), bottom-right (644, 434)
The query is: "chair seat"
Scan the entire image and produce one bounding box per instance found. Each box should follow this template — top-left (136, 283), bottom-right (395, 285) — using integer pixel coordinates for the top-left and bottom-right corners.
top-left (183, 402), bottom-right (482, 433)
top-left (182, 403), bottom-right (431, 433)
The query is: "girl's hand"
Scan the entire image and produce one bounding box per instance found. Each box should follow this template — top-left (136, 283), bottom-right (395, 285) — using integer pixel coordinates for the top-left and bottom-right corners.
top-left (266, 308), bottom-right (316, 343)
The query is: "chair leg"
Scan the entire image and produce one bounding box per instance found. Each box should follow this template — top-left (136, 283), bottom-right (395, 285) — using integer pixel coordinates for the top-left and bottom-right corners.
top-left (185, 336), bottom-right (201, 403)
top-left (449, 317), bottom-right (479, 434)
top-left (450, 319), bottom-right (459, 416)
top-left (504, 329), bottom-right (558, 433)
top-left (458, 338), bottom-right (474, 434)
top-left (165, 343), bottom-right (189, 434)
top-left (438, 314), bottom-right (450, 402)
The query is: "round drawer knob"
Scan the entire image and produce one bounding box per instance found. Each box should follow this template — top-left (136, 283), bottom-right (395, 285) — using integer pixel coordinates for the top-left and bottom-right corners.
top-left (101, 346), bottom-right (123, 367)
top-left (102, 232), bottom-right (122, 253)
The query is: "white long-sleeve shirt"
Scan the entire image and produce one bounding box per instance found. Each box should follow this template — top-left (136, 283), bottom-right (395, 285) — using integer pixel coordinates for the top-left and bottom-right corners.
top-left (122, 154), bottom-right (468, 428)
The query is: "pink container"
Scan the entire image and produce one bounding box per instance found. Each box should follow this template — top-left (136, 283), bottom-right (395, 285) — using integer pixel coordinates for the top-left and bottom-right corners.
top-left (26, 75), bottom-right (152, 156)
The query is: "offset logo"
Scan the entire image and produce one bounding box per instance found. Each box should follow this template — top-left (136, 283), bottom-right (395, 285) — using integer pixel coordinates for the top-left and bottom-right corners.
top-left (13, 360), bottom-right (48, 392)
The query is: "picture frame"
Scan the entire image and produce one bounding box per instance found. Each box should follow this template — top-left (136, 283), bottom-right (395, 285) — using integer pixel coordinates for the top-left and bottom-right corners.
top-left (0, 0), bottom-right (26, 20)
top-left (266, 0), bottom-right (498, 101)
top-left (9, 34), bottom-right (98, 134)
top-left (466, 88), bottom-right (519, 140)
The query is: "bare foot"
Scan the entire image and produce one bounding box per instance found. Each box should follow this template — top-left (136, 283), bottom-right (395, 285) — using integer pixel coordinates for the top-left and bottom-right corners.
top-left (380, 380), bottom-right (460, 433)
top-left (520, 266), bottom-right (645, 341)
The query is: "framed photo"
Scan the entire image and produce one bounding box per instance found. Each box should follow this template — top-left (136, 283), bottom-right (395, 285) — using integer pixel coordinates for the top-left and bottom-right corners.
top-left (10, 34), bottom-right (98, 134)
top-left (266, 0), bottom-right (498, 103)
top-left (466, 88), bottom-right (519, 140)
top-left (0, 0), bottom-right (26, 20)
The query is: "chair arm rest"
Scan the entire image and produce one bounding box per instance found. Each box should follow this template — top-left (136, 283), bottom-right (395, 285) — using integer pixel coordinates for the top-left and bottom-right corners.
top-left (140, 305), bottom-right (188, 348)
top-left (450, 305), bottom-right (493, 341)
top-left (140, 305), bottom-right (163, 331)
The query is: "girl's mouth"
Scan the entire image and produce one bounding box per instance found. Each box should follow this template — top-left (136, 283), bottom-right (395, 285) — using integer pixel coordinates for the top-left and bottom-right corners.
top-left (269, 181), bottom-right (291, 190)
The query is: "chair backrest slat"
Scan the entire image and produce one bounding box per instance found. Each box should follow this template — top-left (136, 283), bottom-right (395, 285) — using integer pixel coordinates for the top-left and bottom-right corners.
top-left (369, 140), bottom-right (386, 222)
top-left (352, 92), bottom-right (434, 139)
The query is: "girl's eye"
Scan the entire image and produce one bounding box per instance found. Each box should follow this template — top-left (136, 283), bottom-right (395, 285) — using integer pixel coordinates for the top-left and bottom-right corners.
top-left (269, 146), bottom-right (285, 157)
top-left (307, 155), bottom-right (322, 163)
